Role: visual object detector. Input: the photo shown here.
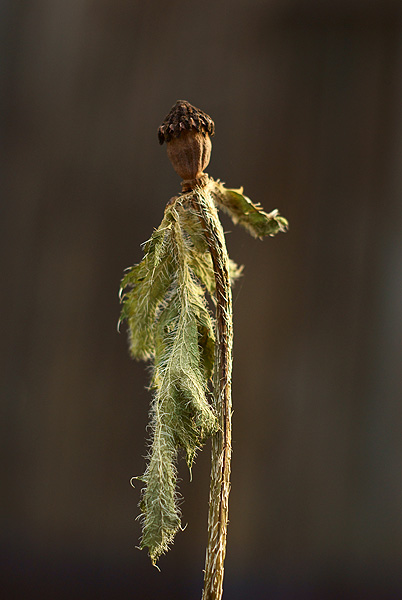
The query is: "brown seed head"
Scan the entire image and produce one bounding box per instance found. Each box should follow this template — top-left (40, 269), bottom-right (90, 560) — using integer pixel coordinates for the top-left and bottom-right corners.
top-left (158, 101), bottom-right (215, 189)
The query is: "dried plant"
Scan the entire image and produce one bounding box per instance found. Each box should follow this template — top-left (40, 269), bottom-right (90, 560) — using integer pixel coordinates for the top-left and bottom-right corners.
top-left (119, 100), bottom-right (288, 599)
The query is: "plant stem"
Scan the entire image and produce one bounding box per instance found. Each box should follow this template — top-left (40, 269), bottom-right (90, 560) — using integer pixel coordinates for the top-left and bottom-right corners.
top-left (192, 187), bottom-right (233, 600)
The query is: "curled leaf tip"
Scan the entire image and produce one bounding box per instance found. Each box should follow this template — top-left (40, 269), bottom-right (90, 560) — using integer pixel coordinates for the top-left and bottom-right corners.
top-left (209, 180), bottom-right (288, 239)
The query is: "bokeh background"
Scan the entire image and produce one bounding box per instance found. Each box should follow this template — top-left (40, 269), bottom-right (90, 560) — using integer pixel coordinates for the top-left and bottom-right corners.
top-left (3, 1), bottom-right (402, 598)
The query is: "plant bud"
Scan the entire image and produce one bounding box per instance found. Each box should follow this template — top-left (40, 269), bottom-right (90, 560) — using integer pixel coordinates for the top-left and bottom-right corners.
top-left (158, 100), bottom-right (215, 188)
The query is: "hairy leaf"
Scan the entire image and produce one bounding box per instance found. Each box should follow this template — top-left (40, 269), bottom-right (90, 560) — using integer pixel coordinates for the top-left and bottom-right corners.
top-left (120, 202), bottom-right (218, 564)
top-left (210, 180), bottom-right (288, 239)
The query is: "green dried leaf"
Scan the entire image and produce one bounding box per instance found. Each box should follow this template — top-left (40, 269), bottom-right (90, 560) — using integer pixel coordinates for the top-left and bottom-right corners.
top-left (210, 180), bottom-right (289, 239)
top-left (152, 216), bottom-right (218, 464)
top-left (120, 203), bottom-right (218, 564)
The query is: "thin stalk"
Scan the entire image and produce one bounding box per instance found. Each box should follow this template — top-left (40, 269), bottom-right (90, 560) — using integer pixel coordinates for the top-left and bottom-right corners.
top-left (192, 188), bottom-right (233, 600)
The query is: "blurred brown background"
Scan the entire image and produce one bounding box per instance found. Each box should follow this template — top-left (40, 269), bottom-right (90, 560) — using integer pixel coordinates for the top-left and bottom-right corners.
top-left (2, 1), bottom-right (402, 598)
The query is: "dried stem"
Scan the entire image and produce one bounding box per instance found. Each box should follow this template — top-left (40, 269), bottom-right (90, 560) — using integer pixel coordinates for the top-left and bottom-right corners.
top-left (192, 187), bottom-right (233, 600)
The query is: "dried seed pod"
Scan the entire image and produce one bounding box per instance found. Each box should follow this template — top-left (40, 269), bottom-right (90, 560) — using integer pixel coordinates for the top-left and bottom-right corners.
top-left (158, 100), bottom-right (215, 187)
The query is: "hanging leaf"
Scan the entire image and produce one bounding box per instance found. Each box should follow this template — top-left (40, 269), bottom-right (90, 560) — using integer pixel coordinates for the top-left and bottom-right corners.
top-left (120, 201), bottom-right (218, 564)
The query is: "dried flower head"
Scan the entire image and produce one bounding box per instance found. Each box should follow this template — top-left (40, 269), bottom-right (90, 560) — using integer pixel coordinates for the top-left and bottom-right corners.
top-left (158, 101), bottom-right (215, 187)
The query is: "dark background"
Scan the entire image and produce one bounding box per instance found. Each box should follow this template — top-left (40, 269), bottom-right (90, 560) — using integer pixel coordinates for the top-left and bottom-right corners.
top-left (3, 1), bottom-right (402, 598)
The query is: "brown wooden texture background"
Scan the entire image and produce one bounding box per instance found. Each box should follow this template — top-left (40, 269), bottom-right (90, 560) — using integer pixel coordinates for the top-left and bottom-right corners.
top-left (3, 1), bottom-right (402, 598)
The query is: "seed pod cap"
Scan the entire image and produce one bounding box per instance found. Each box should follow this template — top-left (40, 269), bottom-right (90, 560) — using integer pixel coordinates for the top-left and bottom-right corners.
top-left (158, 100), bottom-right (215, 145)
